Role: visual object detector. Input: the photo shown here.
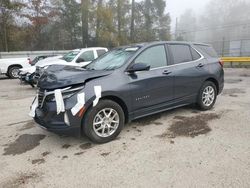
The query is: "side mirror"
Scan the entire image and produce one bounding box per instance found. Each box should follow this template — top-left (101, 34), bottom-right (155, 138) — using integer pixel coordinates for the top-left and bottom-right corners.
top-left (76, 57), bottom-right (85, 63)
top-left (127, 63), bottom-right (150, 73)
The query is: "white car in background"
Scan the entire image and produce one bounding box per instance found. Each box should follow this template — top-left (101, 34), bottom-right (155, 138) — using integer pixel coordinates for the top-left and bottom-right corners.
top-left (20, 47), bottom-right (108, 75)
top-left (0, 57), bottom-right (31, 78)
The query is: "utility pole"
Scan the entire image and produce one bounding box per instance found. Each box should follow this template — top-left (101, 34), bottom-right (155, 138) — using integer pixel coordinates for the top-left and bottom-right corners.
top-left (81, 0), bottom-right (89, 47)
top-left (175, 17), bottom-right (178, 40)
top-left (130, 0), bottom-right (135, 42)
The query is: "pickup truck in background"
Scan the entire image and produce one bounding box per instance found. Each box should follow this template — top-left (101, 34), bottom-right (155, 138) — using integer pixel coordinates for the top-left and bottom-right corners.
top-left (0, 57), bottom-right (31, 78)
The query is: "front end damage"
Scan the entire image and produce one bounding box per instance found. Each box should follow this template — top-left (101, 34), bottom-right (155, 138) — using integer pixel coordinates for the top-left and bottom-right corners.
top-left (29, 65), bottom-right (110, 136)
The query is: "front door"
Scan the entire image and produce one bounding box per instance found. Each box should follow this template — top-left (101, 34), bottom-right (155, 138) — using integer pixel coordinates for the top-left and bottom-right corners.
top-left (128, 45), bottom-right (174, 116)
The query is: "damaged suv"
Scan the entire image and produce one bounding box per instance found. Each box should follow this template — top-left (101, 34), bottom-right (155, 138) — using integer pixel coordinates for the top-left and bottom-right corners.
top-left (31, 41), bottom-right (224, 143)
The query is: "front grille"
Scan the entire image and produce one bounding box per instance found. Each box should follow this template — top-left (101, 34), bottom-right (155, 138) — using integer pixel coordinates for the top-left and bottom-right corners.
top-left (38, 90), bottom-right (45, 107)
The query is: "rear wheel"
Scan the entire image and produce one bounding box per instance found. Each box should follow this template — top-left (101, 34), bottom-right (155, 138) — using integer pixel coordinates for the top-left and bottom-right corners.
top-left (8, 66), bottom-right (21, 79)
top-left (197, 81), bottom-right (217, 110)
top-left (83, 100), bottom-right (125, 143)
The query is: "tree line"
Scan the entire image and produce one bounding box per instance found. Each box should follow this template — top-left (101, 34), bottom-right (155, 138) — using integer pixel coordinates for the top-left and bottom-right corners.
top-left (0, 0), bottom-right (171, 52)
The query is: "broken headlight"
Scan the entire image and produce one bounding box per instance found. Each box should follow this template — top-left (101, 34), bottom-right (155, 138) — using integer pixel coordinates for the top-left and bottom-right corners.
top-left (46, 85), bottom-right (84, 102)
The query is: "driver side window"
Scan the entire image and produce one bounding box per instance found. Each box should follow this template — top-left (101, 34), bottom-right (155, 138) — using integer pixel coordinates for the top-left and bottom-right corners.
top-left (78, 50), bottom-right (95, 62)
top-left (134, 45), bottom-right (168, 69)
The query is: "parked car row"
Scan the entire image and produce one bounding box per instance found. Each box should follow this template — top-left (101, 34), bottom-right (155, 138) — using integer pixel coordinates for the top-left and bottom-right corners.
top-left (26, 41), bottom-right (224, 143)
top-left (17, 47), bottom-right (108, 87)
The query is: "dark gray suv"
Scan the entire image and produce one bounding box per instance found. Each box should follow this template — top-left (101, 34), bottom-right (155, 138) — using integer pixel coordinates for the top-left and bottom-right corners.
top-left (33, 41), bottom-right (224, 143)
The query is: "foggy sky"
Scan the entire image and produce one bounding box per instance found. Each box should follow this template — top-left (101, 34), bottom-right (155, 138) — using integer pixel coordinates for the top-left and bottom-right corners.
top-left (166, 0), bottom-right (211, 24)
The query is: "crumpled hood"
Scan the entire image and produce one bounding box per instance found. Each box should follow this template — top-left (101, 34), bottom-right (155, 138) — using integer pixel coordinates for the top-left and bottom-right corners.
top-left (37, 65), bottom-right (113, 90)
top-left (36, 58), bottom-right (69, 67)
top-left (19, 66), bottom-right (36, 74)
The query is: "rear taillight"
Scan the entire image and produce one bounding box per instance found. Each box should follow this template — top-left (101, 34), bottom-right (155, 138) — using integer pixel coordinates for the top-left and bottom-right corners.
top-left (219, 59), bottom-right (224, 67)
top-left (28, 58), bottom-right (32, 65)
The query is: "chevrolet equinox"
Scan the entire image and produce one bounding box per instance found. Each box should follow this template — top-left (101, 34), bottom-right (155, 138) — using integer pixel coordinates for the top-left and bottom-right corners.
top-left (32, 41), bottom-right (224, 143)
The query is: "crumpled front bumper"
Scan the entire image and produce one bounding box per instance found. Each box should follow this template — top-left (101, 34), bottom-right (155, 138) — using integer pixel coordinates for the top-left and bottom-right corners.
top-left (34, 100), bottom-right (82, 137)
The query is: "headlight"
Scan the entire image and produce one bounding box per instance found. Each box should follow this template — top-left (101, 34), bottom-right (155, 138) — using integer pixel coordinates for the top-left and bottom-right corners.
top-left (46, 85), bottom-right (84, 102)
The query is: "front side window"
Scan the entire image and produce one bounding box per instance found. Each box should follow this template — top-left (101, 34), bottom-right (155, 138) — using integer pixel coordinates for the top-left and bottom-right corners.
top-left (134, 45), bottom-right (167, 69)
top-left (78, 51), bottom-right (95, 62)
top-left (62, 51), bottom-right (80, 62)
top-left (169, 44), bottom-right (193, 64)
top-left (85, 47), bottom-right (139, 70)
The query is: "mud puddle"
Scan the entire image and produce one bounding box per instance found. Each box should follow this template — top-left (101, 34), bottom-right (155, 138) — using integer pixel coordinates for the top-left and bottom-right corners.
top-left (18, 121), bottom-right (35, 131)
top-left (80, 143), bottom-right (92, 150)
top-left (1, 172), bottom-right (39, 188)
top-left (224, 79), bottom-right (242, 84)
top-left (157, 113), bottom-right (221, 138)
top-left (3, 134), bottom-right (46, 155)
top-left (222, 88), bottom-right (246, 96)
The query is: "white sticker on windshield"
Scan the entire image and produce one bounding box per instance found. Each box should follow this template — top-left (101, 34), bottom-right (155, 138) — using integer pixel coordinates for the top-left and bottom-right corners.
top-left (93, 86), bottom-right (102, 107)
top-left (125, 47), bottom-right (139, 52)
top-left (55, 89), bottom-right (65, 114)
top-left (71, 92), bottom-right (85, 116)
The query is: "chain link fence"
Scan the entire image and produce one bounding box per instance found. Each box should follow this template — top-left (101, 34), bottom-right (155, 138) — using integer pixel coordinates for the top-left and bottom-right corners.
top-left (207, 39), bottom-right (250, 57)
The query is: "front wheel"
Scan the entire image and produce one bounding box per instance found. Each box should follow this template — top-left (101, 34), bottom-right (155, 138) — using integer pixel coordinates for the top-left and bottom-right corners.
top-left (197, 81), bottom-right (217, 110)
top-left (83, 100), bottom-right (125, 143)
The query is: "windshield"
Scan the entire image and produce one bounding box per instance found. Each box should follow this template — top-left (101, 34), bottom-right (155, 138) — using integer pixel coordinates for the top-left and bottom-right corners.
top-left (62, 51), bottom-right (80, 62)
top-left (85, 47), bottom-right (139, 70)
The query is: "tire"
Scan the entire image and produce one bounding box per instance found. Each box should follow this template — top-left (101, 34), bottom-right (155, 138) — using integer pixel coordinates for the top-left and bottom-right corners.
top-left (83, 100), bottom-right (125, 143)
top-left (8, 66), bottom-right (21, 79)
top-left (197, 81), bottom-right (217, 111)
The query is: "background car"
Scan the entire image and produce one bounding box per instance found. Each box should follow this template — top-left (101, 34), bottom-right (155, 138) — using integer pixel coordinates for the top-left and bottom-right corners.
top-left (0, 57), bottom-right (31, 78)
top-left (19, 47), bottom-right (108, 87)
top-left (18, 55), bottom-right (60, 87)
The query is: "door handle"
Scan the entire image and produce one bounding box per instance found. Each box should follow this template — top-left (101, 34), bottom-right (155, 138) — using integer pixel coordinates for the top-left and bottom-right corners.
top-left (162, 70), bottom-right (172, 75)
top-left (197, 63), bottom-right (204, 68)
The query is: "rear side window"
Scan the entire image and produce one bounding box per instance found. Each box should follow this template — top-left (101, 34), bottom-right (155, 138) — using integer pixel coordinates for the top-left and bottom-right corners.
top-left (79, 50), bottom-right (95, 62)
top-left (97, 49), bottom-right (107, 57)
top-left (190, 47), bottom-right (201, 60)
top-left (134, 45), bottom-right (167, 69)
top-left (169, 44), bottom-right (193, 64)
top-left (194, 45), bottom-right (218, 57)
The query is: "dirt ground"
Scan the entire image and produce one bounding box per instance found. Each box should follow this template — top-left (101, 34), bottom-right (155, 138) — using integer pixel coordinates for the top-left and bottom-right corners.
top-left (0, 68), bottom-right (249, 188)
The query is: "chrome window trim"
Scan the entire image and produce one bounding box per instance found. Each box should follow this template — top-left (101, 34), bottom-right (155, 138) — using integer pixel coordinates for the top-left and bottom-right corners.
top-left (126, 46), bottom-right (205, 73)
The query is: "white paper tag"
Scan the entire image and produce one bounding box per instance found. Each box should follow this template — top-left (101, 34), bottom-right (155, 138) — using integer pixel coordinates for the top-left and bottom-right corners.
top-left (29, 94), bottom-right (38, 117)
top-left (55, 89), bottom-right (65, 115)
top-left (71, 92), bottom-right (85, 116)
top-left (93, 86), bottom-right (102, 107)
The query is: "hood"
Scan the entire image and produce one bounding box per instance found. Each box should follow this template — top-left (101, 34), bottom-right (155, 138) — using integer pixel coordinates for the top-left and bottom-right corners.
top-left (36, 58), bottom-right (68, 67)
top-left (37, 65), bottom-right (113, 90)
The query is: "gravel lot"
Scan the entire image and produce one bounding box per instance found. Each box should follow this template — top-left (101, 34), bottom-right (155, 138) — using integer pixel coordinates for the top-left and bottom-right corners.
top-left (0, 68), bottom-right (250, 188)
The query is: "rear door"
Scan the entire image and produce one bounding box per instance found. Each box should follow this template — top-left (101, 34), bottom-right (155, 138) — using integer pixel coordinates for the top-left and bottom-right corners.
top-left (128, 45), bottom-right (174, 114)
top-left (168, 44), bottom-right (207, 101)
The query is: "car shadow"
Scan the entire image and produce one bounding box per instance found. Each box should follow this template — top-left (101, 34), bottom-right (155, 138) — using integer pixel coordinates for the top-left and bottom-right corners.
top-left (0, 76), bottom-right (9, 80)
top-left (130, 104), bottom-right (198, 127)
